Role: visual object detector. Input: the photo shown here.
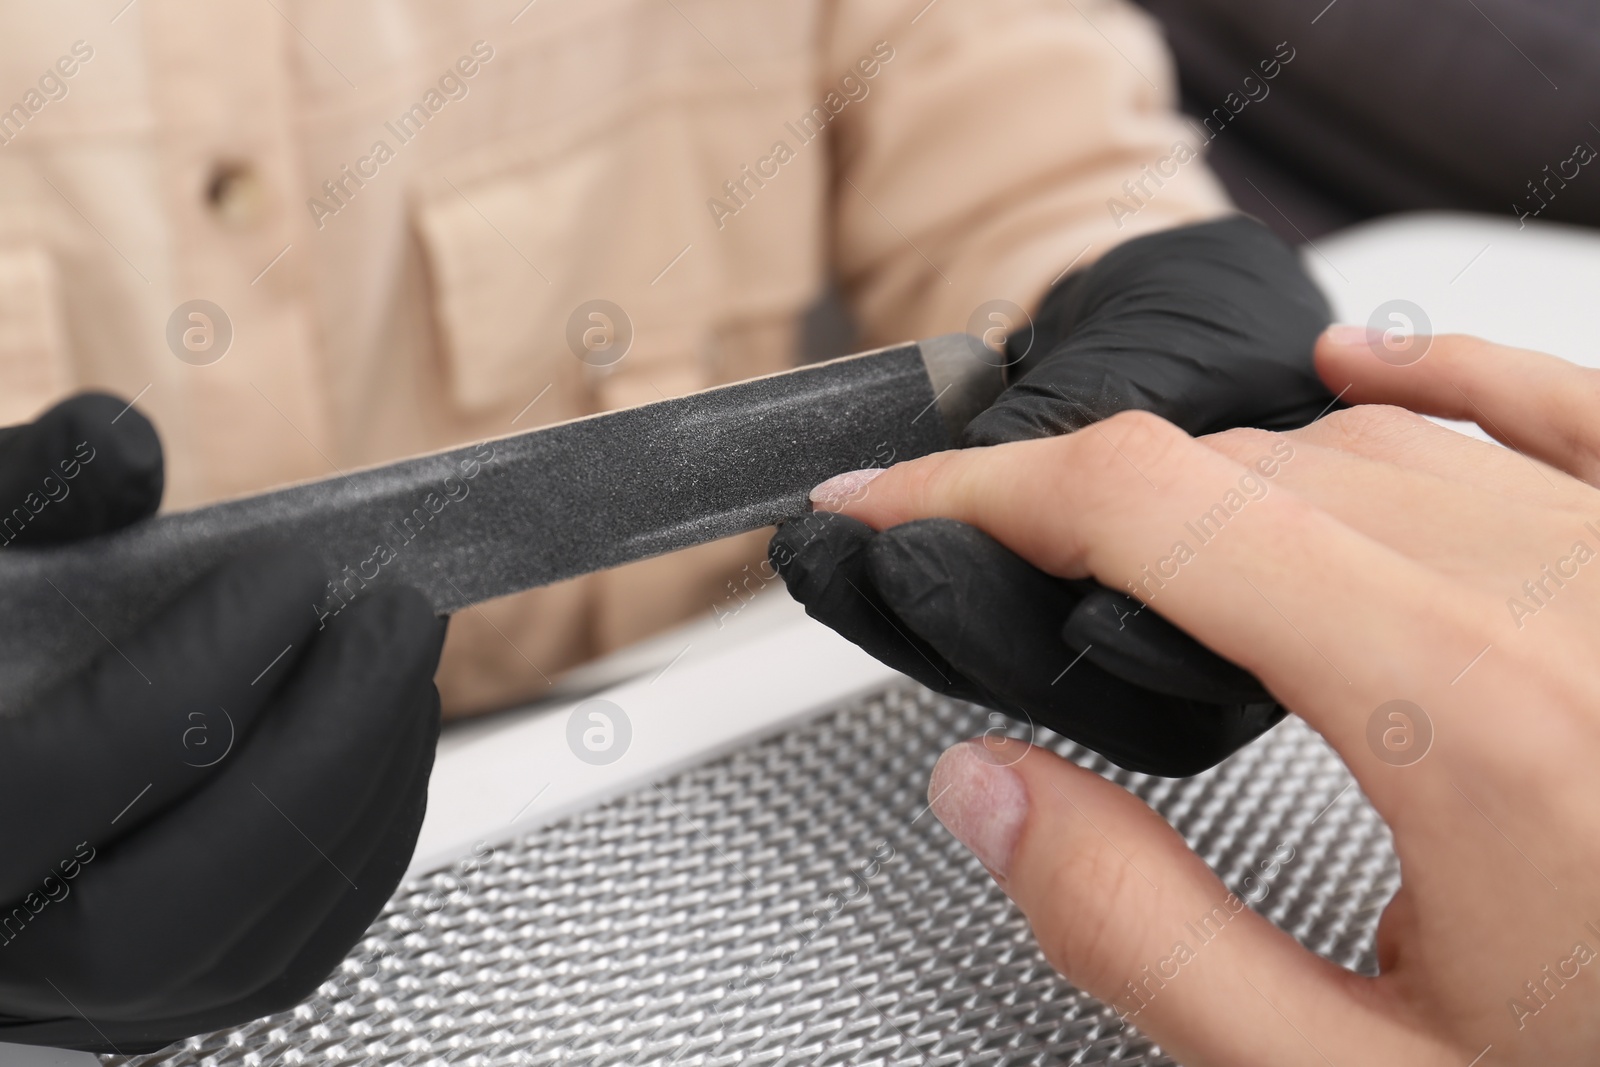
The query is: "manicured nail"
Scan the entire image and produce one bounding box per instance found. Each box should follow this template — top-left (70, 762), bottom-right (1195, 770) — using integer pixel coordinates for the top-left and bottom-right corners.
top-left (1322, 324), bottom-right (1374, 348)
top-left (809, 467), bottom-right (886, 509)
top-left (927, 739), bottom-right (1028, 881)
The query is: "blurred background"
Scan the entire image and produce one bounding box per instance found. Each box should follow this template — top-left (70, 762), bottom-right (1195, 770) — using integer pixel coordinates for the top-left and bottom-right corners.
top-left (1133, 0), bottom-right (1599, 240)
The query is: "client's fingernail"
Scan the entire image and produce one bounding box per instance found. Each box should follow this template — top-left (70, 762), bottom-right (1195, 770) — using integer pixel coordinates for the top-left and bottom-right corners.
top-left (809, 467), bottom-right (885, 509)
top-left (928, 739), bottom-right (1028, 881)
top-left (1322, 324), bottom-right (1373, 348)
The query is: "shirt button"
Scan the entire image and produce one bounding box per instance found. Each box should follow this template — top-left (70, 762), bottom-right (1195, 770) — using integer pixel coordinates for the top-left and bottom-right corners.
top-left (204, 161), bottom-right (266, 227)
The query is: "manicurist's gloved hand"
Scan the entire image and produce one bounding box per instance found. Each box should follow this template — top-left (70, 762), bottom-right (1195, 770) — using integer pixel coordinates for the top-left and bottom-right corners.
top-left (773, 216), bottom-right (1334, 776)
top-left (0, 394), bottom-right (447, 1055)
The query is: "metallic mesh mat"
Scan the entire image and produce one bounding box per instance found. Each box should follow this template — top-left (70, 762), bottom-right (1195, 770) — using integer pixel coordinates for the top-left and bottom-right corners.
top-left (107, 683), bottom-right (1398, 1067)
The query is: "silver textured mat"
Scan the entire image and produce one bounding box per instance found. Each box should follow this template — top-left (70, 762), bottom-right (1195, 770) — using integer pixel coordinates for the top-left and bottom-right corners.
top-left (105, 684), bottom-right (1398, 1067)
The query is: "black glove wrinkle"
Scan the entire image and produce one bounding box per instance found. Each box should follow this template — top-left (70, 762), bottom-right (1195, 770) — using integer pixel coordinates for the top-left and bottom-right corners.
top-left (867, 520), bottom-right (1075, 688)
top-left (861, 521), bottom-right (1280, 775)
top-left (770, 516), bottom-right (978, 702)
top-left (1064, 588), bottom-right (1273, 705)
top-left (114, 663), bottom-right (440, 1022)
top-left (52, 587), bottom-right (446, 1010)
top-left (0, 705), bottom-right (439, 1053)
top-left (0, 586), bottom-right (445, 1038)
top-left (0, 546), bottom-right (327, 904)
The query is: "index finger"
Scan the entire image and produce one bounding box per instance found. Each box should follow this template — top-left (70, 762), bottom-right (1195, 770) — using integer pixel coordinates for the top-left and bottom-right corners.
top-left (812, 412), bottom-right (1496, 772)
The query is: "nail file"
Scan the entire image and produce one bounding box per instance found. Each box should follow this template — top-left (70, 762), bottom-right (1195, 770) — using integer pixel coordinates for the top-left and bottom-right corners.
top-left (0, 336), bottom-right (1002, 715)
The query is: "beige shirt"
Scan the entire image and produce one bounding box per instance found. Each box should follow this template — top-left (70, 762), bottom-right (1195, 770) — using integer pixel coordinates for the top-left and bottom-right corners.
top-left (0, 0), bottom-right (1227, 714)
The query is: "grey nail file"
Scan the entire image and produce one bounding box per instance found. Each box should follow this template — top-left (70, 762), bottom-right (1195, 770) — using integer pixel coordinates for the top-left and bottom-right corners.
top-left (0, 335), bottom-right (1002, 714)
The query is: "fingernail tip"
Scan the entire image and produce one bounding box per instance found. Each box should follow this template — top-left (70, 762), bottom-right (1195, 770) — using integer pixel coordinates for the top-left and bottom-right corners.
top-left (808, 467), bottom-right (887, 510)
top-left (1322, 324), bottom-right (1370, 346)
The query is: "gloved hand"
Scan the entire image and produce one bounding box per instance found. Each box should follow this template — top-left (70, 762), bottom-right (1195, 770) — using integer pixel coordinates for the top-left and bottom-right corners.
top-left (0, 394), bottom-right (447, 1054)
top-left (773, 216), bottom-right (1333, 776)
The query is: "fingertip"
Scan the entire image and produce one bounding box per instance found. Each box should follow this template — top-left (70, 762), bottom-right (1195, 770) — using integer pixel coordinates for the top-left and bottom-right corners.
top-left (136, 545), bottom-right (327, 678)
top-left (808, 448), bottom-right (983, 533)
top-left (1319, 324), bottom-right (1373, 351)
top-left (258, 582), bottom-right (445, 749)
top-left (928, 738), bottom-right (1032, 881)
top-left (1313, 326), bottom-right (1368, 394)
top-left (807, 466), bottom-right (886, 511)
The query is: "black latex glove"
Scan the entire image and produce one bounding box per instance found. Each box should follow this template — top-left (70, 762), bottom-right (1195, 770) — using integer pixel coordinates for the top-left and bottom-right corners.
top-left (0, 394), bottom-right (447, 1055)
top-left (964, 214), bottom-right (1335, 444)
top-left (774, 216), bottom-right (1332, 776)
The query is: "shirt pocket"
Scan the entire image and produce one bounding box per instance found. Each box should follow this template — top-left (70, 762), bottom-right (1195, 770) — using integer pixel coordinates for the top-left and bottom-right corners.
top-left (0, 244), bottom-right (72, 426)
top-left (410, 115), bottom-right (728, 420)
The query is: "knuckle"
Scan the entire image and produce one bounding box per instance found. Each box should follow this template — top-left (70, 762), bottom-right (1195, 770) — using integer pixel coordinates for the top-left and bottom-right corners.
top-left (1087, 409), bottom-right (1190, 473)
top-left (1031, 842), bottom-right (1146, 993)
top-left (1200, 426), bottom-right (1283, 462)
top-left (1309, 403), bottom-right (1427, 447)
top-left (1555, 369), bottom-right (1600, 473)
top-left (899, 449), bottom-right (969, 513)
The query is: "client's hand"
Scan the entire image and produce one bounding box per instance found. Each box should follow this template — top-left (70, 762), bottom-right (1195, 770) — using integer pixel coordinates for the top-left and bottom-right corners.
top-left (808, 330), bottom-right (1600, 1065)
